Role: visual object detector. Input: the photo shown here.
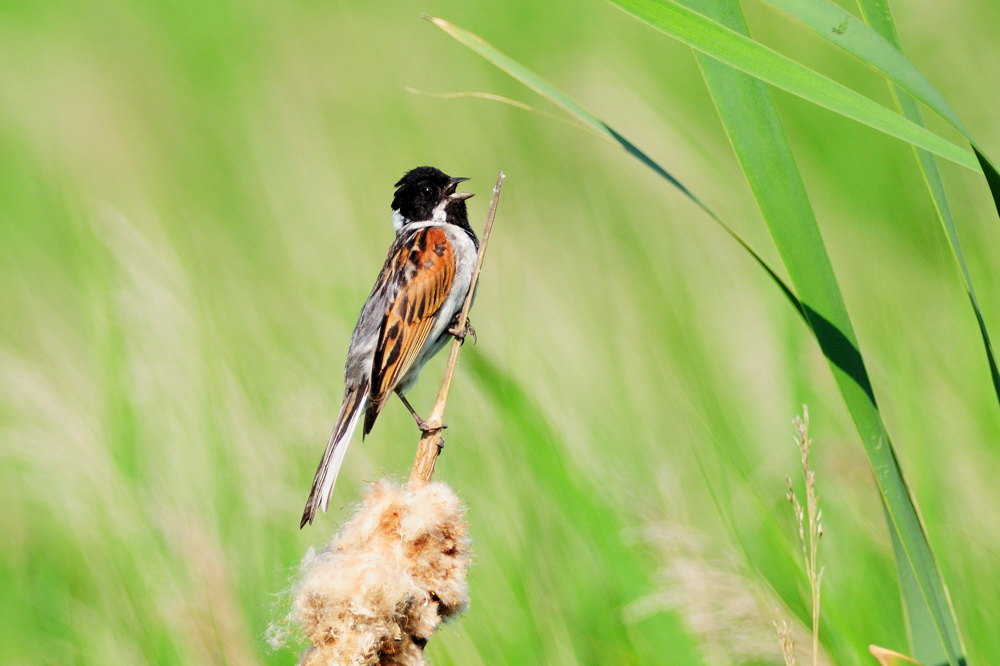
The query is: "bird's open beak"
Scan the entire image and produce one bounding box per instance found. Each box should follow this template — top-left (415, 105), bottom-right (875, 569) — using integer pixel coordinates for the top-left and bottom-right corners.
top-left (446, 177), bottom-right (473, 200)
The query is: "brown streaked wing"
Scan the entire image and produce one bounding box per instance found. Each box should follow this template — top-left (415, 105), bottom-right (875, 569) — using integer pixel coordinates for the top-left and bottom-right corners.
top-left (365, 226), bottom-right (455, 433)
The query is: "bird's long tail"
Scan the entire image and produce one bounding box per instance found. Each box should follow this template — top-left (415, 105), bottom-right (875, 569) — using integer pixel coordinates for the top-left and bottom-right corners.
top-left (300, 381), bottom-right (368, 528)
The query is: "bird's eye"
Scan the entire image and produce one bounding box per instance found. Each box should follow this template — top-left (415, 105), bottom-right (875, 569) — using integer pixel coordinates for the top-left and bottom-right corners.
top-left (420, 185), bottom-right (434, 197)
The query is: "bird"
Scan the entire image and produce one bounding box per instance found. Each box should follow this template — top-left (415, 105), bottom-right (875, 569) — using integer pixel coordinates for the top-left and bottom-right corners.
top-left (300, 166), bottom-right (478, 528)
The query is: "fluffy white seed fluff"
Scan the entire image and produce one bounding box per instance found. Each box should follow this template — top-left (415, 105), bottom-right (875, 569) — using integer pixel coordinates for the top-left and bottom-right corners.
top-left (289, 480), bottom-right (471, 666)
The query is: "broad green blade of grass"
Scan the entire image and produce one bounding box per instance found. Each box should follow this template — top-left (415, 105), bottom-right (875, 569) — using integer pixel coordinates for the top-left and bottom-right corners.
top-left (974, 147), bottom-right (1000, 221)
top-left (851, 3), bottom-right (973, 661)
top-left (428, 16), bottom-right (808, 321)
top-left (637, 0), bottom-right (966, 662)
top-left (756, 0), bottom-right (965, 133)
top-left (664, 0), bottom-right (989, 652)
top-left (886, 502), bottom-right (951, 664)
top-left (754, 0), bottom-right (1000, 419)
top-left (753, 0), bottom-right (1000, 227)
top-left (887, 97), bottom-right (1000, 426)
top-left (608, 0), bottom-right (979, 171)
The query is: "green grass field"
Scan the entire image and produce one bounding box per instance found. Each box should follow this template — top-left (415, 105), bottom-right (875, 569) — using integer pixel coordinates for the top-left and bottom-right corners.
top-left (1, 0), bottom-right (999, 664)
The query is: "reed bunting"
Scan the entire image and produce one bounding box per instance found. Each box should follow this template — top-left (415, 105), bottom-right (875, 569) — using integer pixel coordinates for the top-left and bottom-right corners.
top-left (300, 166), bottom-right (478, 527)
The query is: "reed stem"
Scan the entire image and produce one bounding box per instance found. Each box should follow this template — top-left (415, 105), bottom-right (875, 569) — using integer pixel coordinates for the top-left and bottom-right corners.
top-left (408, 170), bottom-right (505, 488)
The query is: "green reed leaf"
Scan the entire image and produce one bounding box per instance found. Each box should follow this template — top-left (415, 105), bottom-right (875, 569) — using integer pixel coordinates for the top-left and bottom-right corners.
top-left (756, 0), bottom-right (1000, 460)
top-left (613, 0), bottom-right (966, 662)
top-left (609, 0), bottom-right (978, 171)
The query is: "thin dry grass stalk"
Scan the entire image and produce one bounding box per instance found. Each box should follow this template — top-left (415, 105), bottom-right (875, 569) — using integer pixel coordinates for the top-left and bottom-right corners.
top-left (282, 172), bottom-right (504, 665)
top-left (786, 406), bottom-right (824, 666)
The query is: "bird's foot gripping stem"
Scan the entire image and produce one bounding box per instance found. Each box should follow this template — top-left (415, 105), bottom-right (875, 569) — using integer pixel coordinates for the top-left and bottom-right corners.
top-left (397, 391), bottom-right (447, 433)
top-left (448, 320), bottom-right (476, 345)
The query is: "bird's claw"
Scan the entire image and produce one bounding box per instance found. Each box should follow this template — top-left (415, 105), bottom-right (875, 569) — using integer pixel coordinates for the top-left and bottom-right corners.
top-left (418, 421), bottom-right (448, 433)
top-left (448, 322), bottom-right (477, 345)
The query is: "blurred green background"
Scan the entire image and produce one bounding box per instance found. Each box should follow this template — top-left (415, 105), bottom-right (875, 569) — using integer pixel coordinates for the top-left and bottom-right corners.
top-left (2, 0), bottom-right (999, 663)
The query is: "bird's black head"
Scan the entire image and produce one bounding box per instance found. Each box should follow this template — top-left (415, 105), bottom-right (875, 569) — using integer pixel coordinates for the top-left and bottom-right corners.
top-left (391, 166), bottom-right (474, 232)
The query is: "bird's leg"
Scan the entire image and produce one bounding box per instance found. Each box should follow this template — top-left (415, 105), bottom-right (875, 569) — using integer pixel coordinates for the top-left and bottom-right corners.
top-left (396, 391), bottom-right (429, 431)
top-left (447, 313), bottom-right (477, 345)
top-left (396, 391), bottom-right (446, 433)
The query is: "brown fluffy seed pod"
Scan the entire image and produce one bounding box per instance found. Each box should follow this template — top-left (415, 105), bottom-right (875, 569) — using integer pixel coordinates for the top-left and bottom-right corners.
top-left (291, 480), bottom-right (471, 666)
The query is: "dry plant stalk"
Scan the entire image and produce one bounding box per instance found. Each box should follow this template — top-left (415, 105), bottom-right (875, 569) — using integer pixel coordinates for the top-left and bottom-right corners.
top-left (285, 172), bottom-right (504, 666)
top-left (786, 406), bottom-right (824, 666)
top-left (409, 171), bottom-right (505, 488)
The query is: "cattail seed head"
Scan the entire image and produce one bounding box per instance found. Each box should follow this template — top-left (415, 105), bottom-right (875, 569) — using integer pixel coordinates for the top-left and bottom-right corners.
top-left (289, 480), bottom-right (471, 666)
